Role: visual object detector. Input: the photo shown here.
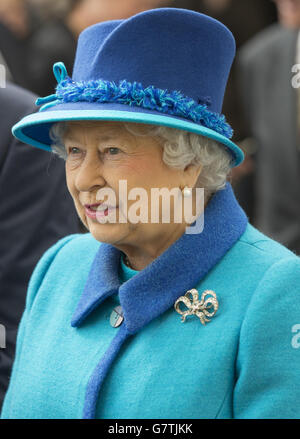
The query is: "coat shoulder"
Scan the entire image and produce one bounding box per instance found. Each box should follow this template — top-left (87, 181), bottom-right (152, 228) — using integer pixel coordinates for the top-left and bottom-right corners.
top-left (232, 226), bottom-right (300, 419)
top-left (236, 223), bottom-right (298, 263)
top-left (51, 232), bottom-right (100, 258)
top-left (39, 232), bottom-right (101, 276)
top-left (210, 222), bottom-right (300, 302)
top-left (25, 233), bottom-right (100, 310)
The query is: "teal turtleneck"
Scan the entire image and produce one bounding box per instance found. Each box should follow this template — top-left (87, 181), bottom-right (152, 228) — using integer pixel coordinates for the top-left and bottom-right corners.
top-left (109, 255), bottom-right (139, 307)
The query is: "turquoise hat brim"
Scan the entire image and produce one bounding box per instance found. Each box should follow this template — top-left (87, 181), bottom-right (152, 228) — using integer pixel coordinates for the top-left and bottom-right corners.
top-left (12, 109), bottom-right (244, 167)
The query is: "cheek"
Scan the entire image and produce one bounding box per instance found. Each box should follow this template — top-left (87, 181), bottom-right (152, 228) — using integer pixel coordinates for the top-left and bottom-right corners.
top-left (131, 162), bottom-right (180, 190)
top-left (118, 156), bottom-right (181, 200)
top-left (65, 165), bottom-right (83, 213)
top-left (122, 156), bottom-right (165, 185)
top-left (65, 164), bottom-right (76, 197)
top-left (109, 159), bottom-right (149, 188)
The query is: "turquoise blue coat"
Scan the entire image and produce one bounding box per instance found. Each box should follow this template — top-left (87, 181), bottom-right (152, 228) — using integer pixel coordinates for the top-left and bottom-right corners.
top-left (1, 184), bottom-right (300, 419)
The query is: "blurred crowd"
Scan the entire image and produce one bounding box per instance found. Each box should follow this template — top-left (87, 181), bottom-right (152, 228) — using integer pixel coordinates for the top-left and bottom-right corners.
top-left (0, 0), bottom-right (172, 95)
top-left (0, 0), bottom-right (300, 410)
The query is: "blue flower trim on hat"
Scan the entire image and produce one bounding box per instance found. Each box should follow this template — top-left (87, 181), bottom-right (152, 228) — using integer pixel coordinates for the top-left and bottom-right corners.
top-left (36, 63), bottom-right (233, 139)
top-left (57, 77), bottom-right (233, 138)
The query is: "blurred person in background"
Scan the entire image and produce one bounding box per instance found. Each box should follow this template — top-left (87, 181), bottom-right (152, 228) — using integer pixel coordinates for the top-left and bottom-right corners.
top-left (0, 0), bottom-right (41, 89)
top-left (0, 0), bottom-right (29, 38)
top-left (23, 0), bottom-right (80, 96)
top-left (25, 0), bottom-right (172, 96)
top-left (0, 82), bottom-right (81, 411)
top-left (237, 0), bottom-right (300, 254)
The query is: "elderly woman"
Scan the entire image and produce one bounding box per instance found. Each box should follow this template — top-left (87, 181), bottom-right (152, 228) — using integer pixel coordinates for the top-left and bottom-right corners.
top-left (1, 8), bottom-right (300, 419)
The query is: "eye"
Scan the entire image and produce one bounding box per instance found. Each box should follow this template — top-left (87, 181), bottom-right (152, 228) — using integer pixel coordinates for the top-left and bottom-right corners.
top-left (105, 147), bottom-right (120, 155)
top-left (67, 146), bottom-right (81, 155)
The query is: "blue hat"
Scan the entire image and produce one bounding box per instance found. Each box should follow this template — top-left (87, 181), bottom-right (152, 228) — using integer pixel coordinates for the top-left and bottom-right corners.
top-left (12, 8), bottom-right (244, 167)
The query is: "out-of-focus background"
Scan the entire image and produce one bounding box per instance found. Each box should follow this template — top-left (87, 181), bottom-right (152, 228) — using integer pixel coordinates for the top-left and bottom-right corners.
top-left (0, 0), bottom-right (300, 411)
top-left (0, 0), bottom-right (277, 101)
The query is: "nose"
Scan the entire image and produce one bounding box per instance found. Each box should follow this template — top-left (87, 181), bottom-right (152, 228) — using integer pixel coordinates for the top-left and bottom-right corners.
top-left (74, 152), bottom-right (106, 192)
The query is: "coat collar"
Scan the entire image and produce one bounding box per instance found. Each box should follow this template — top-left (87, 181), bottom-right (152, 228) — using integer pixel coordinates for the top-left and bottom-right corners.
top-left (71, 183), bottom-right (248, 334)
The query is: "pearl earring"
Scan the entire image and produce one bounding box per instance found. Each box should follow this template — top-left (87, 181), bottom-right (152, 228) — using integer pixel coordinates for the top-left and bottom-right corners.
top-left (182, 187), bottom-right (192, 197)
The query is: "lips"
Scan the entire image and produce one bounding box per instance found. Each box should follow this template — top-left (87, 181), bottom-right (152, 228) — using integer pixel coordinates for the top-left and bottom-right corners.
top-left (84, 203), bottom-right (114, 211)
top-left (84, 203), bottom-right (118, 221)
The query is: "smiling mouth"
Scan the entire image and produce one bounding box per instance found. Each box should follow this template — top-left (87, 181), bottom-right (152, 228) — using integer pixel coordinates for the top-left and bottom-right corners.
top-left (85, 203), bottom-right (117, 211)
top-left (84, 204), bottom-right (118, 221)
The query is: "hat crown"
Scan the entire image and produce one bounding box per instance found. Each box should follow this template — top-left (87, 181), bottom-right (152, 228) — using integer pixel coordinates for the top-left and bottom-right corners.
top-left (72, 8), bottom-right (236, 114)
top-left (12, 8), bottom-right (244, 169)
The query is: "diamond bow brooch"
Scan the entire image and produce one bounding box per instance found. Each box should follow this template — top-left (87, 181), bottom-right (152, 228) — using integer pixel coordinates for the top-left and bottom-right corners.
top-left (174, 289), bottom-right (219, 325)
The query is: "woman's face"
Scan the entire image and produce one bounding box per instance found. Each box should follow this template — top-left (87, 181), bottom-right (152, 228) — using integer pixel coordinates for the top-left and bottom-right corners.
top-left (63, 121), bottom-right (202, 250)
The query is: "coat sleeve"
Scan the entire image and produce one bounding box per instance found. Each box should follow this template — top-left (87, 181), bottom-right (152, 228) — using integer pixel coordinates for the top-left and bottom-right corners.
top-left (233, 257), bottom-right (300, 418)
top-left (0, 234), bottom-right (79, 418)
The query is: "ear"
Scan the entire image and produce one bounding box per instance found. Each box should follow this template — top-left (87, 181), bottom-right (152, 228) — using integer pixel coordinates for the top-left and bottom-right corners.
top-left (182, 163), bottom-right (203, 188)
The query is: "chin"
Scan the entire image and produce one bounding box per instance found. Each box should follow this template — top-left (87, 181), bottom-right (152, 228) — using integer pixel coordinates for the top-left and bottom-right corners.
top-left (87, 221), bottom-right (128, 245)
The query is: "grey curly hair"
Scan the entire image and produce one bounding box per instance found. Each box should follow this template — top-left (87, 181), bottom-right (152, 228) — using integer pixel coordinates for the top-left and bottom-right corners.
top-left (49, 121), bottom-right (233, 195)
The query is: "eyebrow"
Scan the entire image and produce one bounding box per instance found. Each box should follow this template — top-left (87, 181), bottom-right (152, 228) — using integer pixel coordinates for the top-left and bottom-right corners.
top-left (96, 133), bottom-right (120, 142)
top-left (64, 132), bottom-right (120, 143)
